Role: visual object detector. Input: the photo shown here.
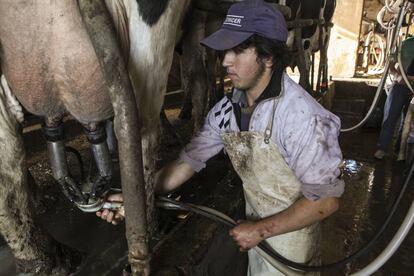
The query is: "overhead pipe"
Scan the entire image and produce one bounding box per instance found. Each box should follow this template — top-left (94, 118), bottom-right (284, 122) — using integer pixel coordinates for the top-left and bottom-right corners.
top-left (77, 1), bottom-right (149, 275)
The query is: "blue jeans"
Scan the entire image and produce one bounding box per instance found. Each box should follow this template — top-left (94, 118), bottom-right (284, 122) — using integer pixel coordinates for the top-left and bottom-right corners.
top-left (378, 83), bottom-right (411, 152)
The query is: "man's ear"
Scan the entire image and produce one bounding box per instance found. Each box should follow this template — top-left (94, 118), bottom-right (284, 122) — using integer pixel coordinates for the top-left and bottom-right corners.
top-left (263, 57), bottom-right (273, 69)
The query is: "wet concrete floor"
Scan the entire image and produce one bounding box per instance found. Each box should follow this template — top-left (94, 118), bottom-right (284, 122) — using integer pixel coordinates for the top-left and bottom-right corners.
top-left (0, 110), bottom-right (413, 275)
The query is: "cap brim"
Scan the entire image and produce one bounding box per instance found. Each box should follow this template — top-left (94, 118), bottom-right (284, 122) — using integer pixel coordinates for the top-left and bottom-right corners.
top-left (200, 28), bottom-right (253, 51)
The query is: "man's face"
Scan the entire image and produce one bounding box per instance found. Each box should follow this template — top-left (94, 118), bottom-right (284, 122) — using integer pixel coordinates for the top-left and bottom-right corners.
top-left (222, 46), bottom-right (266, 91)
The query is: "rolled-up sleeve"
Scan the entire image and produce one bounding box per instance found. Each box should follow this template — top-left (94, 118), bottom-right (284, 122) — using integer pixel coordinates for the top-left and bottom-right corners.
top-left (284, 114), bottom-right (345, 201)
top-left (178, 106), bottom-right (225, 172)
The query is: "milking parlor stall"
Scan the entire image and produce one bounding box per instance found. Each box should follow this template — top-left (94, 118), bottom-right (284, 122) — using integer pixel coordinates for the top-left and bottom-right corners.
top-left (1, 0), bottom-right (414, 275)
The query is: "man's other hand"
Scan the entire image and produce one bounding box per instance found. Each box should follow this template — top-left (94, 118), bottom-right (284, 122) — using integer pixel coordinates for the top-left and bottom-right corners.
top-left (229, 220), bottom-right (264, 251)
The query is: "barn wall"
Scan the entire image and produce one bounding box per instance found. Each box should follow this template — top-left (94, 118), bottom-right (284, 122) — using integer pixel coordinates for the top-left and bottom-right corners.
top-left (328, 0), bottom-right (364, 78)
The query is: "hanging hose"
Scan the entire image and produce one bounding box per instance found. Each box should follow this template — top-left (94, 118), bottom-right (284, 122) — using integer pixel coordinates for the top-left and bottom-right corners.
top-left (156, 158), bottom-right (414, 273)
top-left (341, 58), bottom-right (391, 132)
top-left (365, 32), bottom-right (386, 75)
top-left (377, 0), bottom-right (402, 30)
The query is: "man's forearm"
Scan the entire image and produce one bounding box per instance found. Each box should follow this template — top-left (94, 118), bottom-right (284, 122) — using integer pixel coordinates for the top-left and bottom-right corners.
top-left (258, 197), bottom-right (339, 239)
top-left (154, 159), bottom-right (196, 194)
top-left (229, 196), bottom-right (339, 250)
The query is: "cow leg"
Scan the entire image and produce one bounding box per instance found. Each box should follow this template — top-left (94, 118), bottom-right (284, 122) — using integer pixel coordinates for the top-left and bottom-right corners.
top-left (181, 9), bottom-right (209, 131)
top-left (294, 25), bottom-right (312, 92)
top-left (206, 13), bottom-right (224, 108)
top-left (178, 56), bottom-right (194, 121)
top-left (120, 0), bottom-right (191, 232)
top-left (0, 76), bottom-right (80, 274)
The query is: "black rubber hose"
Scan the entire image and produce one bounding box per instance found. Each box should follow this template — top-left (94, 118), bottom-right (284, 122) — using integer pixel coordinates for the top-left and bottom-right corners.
top-left (156, 160), bottom-right (414, 272)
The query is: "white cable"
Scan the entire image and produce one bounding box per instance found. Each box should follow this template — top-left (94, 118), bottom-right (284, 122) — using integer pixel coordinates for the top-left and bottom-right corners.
top-left (385, 0), bottom-right (402, 13)
top-left (351, 199), bottom-right (414, 276)
top-left (377, 6), bottom-right (396, 30)
top-left (377, 0), bottom-right (402, 30)
top-left (367, 33), bottom-right (386, 75)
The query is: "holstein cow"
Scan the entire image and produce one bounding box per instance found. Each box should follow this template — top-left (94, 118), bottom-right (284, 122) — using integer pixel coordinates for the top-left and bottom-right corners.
top-left (179, 0), bottom-right (336, 129)
top-left (0, 0), bottom-right (190, 274)
top-left (178, 5), bottom-right (224, 131)
top-left (285, 0), bottom-right (336, 92)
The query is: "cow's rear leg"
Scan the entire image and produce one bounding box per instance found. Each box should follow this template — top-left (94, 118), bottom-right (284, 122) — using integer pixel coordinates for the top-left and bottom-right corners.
top-left (140, 122), bottom-right (161, 234)
top-left (0, 76), bottom-right (80, 274)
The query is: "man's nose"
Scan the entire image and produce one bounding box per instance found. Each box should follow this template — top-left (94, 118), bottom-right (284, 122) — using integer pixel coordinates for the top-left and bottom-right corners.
top-left (222, 51), bottom-right (234, 67)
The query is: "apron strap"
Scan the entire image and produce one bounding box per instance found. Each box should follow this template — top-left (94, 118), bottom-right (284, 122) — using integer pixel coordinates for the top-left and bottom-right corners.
top-left (264, 79), bottom-right (284, 144)
top-left (264, 100), bottom-right (277, 144)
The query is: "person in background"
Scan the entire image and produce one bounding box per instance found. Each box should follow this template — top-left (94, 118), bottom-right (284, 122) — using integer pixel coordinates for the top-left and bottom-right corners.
top-left (97, 0), bottom-right (344, 274)
top-left (374, 58), bottom-right (414, 160)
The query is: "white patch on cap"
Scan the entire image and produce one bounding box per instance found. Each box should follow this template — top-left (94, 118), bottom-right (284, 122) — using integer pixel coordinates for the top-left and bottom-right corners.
top-left (224, 15), bottom-right (244, 27)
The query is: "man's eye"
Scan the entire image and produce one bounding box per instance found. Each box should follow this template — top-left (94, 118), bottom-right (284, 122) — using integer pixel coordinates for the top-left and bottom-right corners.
top-left (234, 48), bottom-right (244, 54)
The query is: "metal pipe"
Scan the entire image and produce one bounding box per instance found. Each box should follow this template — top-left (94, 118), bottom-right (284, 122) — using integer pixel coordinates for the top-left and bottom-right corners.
top-left (46, 140), bottom-right (87, 204)
top-left (85, 125), bottom-right (113, 184)
top-left (105, 119), bottom-right (118, 157)
top-left (77, 1), bottom-right (149, 275)
top-left (90, 142), bottom-right (112, 178)
top-left (47, 140), bottom-right (69, 181)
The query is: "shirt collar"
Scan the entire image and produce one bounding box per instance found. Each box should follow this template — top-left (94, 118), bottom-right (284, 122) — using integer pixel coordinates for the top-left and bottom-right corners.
top-left (231, 71), bottom-right (283, 106)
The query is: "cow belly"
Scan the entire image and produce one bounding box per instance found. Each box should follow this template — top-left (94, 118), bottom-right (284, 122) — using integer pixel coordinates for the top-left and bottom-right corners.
top-left (0, 0), bottom-right (113, 123)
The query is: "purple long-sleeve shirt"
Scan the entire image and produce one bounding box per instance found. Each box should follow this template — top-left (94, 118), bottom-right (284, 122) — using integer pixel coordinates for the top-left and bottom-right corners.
top-left (179, 73), bottom-right (344, 200)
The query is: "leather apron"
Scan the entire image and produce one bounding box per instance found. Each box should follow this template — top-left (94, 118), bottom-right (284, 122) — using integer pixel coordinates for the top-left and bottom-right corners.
top-left (221, 99), bottom-right (320, 276)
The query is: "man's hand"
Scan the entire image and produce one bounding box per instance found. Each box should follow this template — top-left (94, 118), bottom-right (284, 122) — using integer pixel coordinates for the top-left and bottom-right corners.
top-left (96, 193), bottom-right (125, 225)
top-left (229, 220), bottom-right (265, 251)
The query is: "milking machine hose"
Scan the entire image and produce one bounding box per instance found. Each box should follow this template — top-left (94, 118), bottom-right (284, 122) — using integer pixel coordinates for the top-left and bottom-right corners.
top-left (156, 158), bottom-right (414, 273)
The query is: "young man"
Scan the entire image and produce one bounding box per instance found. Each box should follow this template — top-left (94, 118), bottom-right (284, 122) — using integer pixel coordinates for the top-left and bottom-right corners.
top-left (98, 0), bottom-right (344, 274)
top-left (374, 58), bottom-right (414, 160)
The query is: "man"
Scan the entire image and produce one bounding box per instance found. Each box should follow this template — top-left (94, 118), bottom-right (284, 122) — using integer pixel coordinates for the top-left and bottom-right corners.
top-left (402, 57), bottom-right (414, 165)
top-left (97, 0), bottom-right (344, 274)
top-left (374, 58), bottom-right (414, 160)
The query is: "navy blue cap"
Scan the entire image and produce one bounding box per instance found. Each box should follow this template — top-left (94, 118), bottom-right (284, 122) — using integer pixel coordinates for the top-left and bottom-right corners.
top-left (201, 0), bottom-right (288, 50)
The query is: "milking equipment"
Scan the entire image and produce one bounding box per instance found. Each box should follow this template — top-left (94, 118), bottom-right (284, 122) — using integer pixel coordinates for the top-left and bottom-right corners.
top-left (43, 120), bottom-right (115, 211)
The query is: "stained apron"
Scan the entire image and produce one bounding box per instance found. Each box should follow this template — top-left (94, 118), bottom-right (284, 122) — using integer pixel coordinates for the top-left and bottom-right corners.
top-left (221, 99), bottom-right (320, 276)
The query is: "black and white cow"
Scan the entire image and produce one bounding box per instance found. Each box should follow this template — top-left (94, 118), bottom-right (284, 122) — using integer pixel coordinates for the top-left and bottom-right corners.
top-left (0, 0), bottom-right (190, 273)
